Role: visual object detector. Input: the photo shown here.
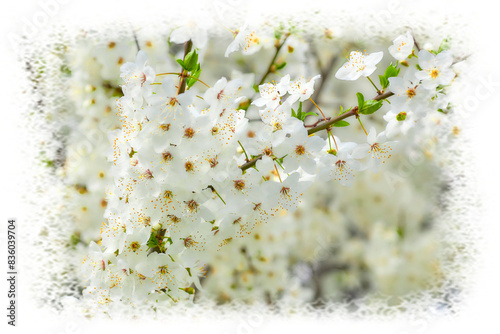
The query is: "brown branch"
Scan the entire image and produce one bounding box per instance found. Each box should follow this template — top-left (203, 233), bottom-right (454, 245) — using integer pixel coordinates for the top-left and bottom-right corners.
top-left (177, 40), bottom-right (193, 95)
top-left (305, 117), bottom-right (331, 128)
top-left (239, 91), bottom-right (393, 171)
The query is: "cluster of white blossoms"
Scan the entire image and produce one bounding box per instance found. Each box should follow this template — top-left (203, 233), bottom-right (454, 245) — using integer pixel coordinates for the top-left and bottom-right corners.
top-left (80, 27), bottom-right (458, 309)
top-left (62, 35), bottom-right (172, 246)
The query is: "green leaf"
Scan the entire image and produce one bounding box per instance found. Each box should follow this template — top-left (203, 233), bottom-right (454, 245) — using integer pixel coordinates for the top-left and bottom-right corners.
top-left (146, 232), bottom-right (159, 250)
top-left (186, 77), bottom-right (195, 88)
top-left (437, 37), bottom-right (451, 53)
top-left (359, 99), bottom-right (383, 115)
top-left (356, 92), bottom-right (365, 109)
top-left (274, 29), bottom-right (283, 40)
top-left (384, 63), bottom-right (400, 79)
top-left (338, 105), bottom-right (352, 115)
top-left (303, 111), bottom-right (318, 118)
top-left (183, 50), bottom-right (199, 71)
top-left (379, 75), bottom-right (389, 89)
top-left (333, 120), bottom-right (350, 127)
top-left (291, 102), bottom-right (312, 121)
top-left (176, 59), bottom-right (187, 70)
top-left (275, 62), bottom-right (287, 70)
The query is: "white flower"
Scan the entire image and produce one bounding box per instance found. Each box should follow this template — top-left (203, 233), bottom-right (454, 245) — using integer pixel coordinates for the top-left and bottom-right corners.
top-left (353, 127), bottom-right (394, 173)
top-left (252, 75), bottom-right (290, 109)
top-left (335, 51), bottom-right (384, 81)
top-left (262, 172), bottom-right (312, 214)
top-left (287, 75), bottom-right (321, 104)
top-left (203, 77), bottom-right (244, 112)
top-left (120, 50), bottom-right (156, 99)
top-left (317, 137), bottom-right (361, 186)
top-left (225, 25), bottom-right (263, 57)
top-left (383, 109), bottom-right (418, 139)
top-left (274, 125), bottom-right (324, 174)
top-left (415, 50), bottom-right (454, 90)
top-left (388, 32), bottom-right (414, 60)
top-left (170, 19), bottom-right (209, 49)
top-left (388, 68), bottom-right (430, 112)
top-left (258, 99), bottom-right (293, 132)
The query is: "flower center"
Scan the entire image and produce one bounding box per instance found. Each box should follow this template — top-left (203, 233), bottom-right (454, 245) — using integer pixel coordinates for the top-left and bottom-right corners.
top-left (430, 69), bottom-right (440, 79)
top-left (335, 160), bottom-right (346, 168)
top-left (169, 97), bottom-right (178, 106)
top-left (186, 200), bottom-right (198, 212)
top-left (185, 161), bottom-right (194, 172)
top-left (158, 265), bottom-right (169, 275)
top-left (295, 145), bottom-right (306, 155)
top-left (143, 169), bottom-right (153, 179)
top-left (234, 179), bottom-right (245, 191)
top-left (162, 151), bottom-right (173, 162)
top-left (208, 156), bottom-right (218, 168)
top-left (184, 237), bottom-right (196, 248)
top-left (163, 190), bottom-right (173, 200)
top-left (129, 241), bottom-right (141, 252)
top-left (406, 88), bottom-right (416, 98)
top-left (280, 186), bottom-right (290, 196)
top-left (184, 127), bottom-right (195, 138)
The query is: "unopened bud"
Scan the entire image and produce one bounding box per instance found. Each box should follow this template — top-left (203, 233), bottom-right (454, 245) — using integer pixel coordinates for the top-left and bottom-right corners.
top-left (396, 112), bottom-right (407, 121)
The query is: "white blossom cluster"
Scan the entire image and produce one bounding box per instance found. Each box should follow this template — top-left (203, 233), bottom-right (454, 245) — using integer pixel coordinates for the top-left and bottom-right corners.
top-left (77, 27), bottom-right (459, 309)
top-left (62, 35), bottom-right (173, 246)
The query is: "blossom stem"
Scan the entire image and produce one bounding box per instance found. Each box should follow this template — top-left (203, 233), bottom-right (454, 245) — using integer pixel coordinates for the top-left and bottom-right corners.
top-left (238, 140), bottom-right (250, 162)
top-left (327, 129), bottom-right (339, 151)
top-left (357, 117), bottom-right (368, 136)
top-left (258, 33), bottom-right (290, 86)
top-left (309, 97), bottom-right (328, 120)
top-left (274, 164), bottom-right (283, 183)
top-left (367, 76), bottom-right (381, 94)
top-left (208, 185), bottom-right (226, 205)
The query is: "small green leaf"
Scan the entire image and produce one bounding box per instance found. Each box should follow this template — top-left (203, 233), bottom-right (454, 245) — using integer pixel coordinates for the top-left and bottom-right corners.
top-left (186, 77), bottom-right (195, 88)
top-left (384, 63), bottom-right (400, 79)
top-left (333, 120), bottom-right (350, 127)
top-left (275, 62), bottom-right (287, 70)
top-left (183, 50), bottom-right (199, 71)
top-left (359, 99), bottom-right (383, 115)
top-left (356, 92), bottom-right (365, 109)
top-left (274, 29), bottom-right (283, 40)
top-left (338, 105), bottom-right (352, 115)
top-left (437, 37), bottom-right (451, 53)
top-left (176, 59), bottom-right (187, 70)
top-left (146, 232), bottom-right (159, 250)
top-left (303, 111), bottom-right (318, 117)
top-left (379, 75), bottom-right (389, 89)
